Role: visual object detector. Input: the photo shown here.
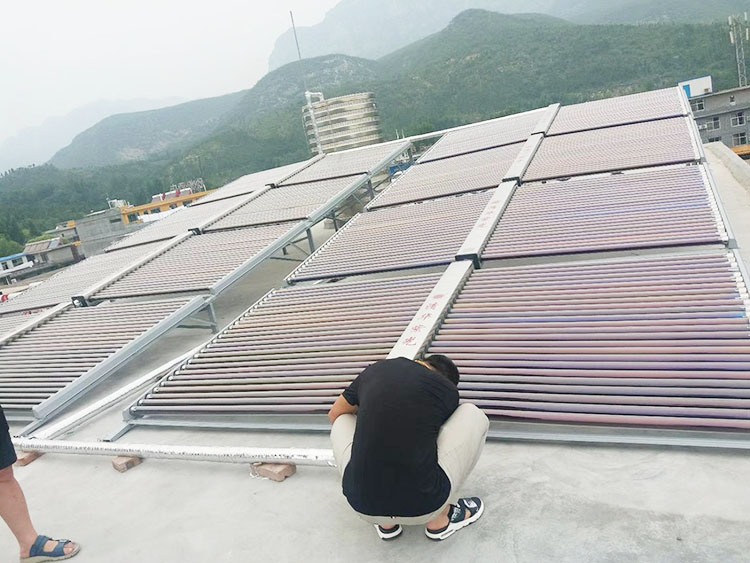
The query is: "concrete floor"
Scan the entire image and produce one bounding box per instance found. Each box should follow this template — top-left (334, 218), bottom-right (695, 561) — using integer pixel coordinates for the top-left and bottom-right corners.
top-left (2, 149), bottom-right (750, 562)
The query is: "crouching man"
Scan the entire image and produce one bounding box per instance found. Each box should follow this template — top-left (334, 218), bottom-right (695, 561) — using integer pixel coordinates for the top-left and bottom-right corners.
top-left (329, 355), bottom-right (489, 541)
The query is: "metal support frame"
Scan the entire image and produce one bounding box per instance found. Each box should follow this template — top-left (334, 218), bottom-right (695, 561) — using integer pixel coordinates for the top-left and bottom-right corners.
top-left (23, 296), bottom-right (209, 431)
top-left (284, 212), bottom-right (361, 285)
top-left (455, 181), bottom-right (518, 266)
top-left (208, 222), bottom-right (312, 296)
top-left (388, 261), bottom-right (474, 360)
top-left (306, 228), bottom-right (315, 253)
top-left (177, 300), bottom-right (219, 332)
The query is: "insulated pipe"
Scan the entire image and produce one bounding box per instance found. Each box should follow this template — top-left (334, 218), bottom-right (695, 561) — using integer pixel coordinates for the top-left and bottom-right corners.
top-left (11, 438), bottom-right (336, 467)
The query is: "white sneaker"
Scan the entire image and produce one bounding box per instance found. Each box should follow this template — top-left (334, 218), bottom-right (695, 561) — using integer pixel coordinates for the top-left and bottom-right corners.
top-left (425, 497), bottom-right (484, 541)
top-left (375, 524), bottom-right (403, 540)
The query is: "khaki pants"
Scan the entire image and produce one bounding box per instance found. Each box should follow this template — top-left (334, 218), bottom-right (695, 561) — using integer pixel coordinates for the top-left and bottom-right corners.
top-left (331, 403), bottom-right (490, 526)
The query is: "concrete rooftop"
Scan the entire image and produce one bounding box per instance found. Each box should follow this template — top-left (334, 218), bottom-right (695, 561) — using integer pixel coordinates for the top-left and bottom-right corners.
top-left (2, 144), bottom-right (750, 562)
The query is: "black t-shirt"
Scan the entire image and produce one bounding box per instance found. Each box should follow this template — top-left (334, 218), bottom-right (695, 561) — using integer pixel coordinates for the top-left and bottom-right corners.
top-left (341, 357), bottom-right (459, 517)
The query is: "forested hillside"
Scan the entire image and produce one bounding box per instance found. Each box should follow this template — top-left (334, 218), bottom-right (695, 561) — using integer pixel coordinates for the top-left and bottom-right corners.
top-left (269, 0), bottom-right (750, 69)
top-left (0, 10), bottom-right (738, 251)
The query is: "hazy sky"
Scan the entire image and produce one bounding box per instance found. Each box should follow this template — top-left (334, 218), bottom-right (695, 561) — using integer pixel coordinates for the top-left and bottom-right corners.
top-left (0, 0), bottom-right (341, 142)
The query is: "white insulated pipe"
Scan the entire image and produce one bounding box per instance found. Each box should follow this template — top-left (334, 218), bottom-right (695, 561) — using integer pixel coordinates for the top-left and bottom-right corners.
top-left (12, 438), bottom-right (336, 467)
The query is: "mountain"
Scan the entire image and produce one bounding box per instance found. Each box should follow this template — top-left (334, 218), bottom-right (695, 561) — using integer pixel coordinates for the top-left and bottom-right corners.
top-left (269, 0), bottom-right (750, 69)
top-left (0, 98), bottom-right (182, 172)
top-left (0, 10), bottom-right (738, 250)
top-left (49, 55), bottom-right (379, 170)
top-left (49, 91), bottom-right (247, 169)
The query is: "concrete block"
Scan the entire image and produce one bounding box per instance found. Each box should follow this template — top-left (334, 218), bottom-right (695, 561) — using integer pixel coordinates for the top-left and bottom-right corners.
top-left (112, 456), bottom-right (143, 473)
top-left (15, 451), bottom-right (43, 466)
top-left (250, 462), bottom-right (296, 482)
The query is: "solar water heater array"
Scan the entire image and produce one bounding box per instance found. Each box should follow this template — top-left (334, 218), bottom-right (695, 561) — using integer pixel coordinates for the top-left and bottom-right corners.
top-left (191, 159), bottom-right (316, 206)
top-left (127, 273), bottom-right (441, 424)
top-left (418, 109), bottom-right (545, 163)
top-left (0, 297), bottom-right (203, 423)
top-left (368, 144), bottom-right (524, 210)
top-left (546, 88), bottom-right (688, 136)
top-left (280, 141), bottom-right (411, 185)
top-left (104, 195), bottom-right (259, 253)
top-left (94, 222), bottom-right (300, 299)
top-left (205, 176), bottom-right (366, 232)
top-left (287, 191), bottom-right (492, 282)
top-left (0, 310), bottom-right (46, 340)
top-left (523, 116), bottom-right (700, 182)
top-left (0, 241), bottom-right (163, 315)
top-left (482, 164), bottom-right (729, 260)
top-left (428, 252), bottom-right (750, 431)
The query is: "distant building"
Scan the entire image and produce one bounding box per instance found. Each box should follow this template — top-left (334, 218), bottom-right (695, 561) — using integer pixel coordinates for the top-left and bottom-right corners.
top-left (679, 76), bottom-right (713, 98)
top-left (0, 253), bottom-right (34, 283)
top-left (23, 236), bottom-right (82, 269)
top-left (302, 92), bottom-right (383, 154)
top-left (120, 184), bottom-right (214, 226)
top-left (686, 78), bottom-right (750, 154)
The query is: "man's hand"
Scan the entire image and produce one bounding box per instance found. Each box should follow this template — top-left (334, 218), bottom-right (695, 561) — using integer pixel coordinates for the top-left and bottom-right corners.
top-left (328, 394), bottom-right (358, 424)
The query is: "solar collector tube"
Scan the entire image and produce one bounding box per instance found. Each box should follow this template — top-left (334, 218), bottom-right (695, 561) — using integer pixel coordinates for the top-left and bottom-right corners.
top-left (418, 109), bottom-right (544, 163)
top-left (523, 118), bottom-right (700, 182)
top-left (484, 165), bottom-right (724, 259)
top-left (427, 253), bottom-right (750, 429)
top-left (130, 273), bottom-right (440, 420)
top-left (369, 144), bottom-right (523, 209)
top-left (0, 298), bottom-right (192, 413)
top-left (95, 222), bottom-right (297, 299)
top-left (547, 88), bottom-right (686, 136)
top-left (288, 192), bottom-right (490, 282)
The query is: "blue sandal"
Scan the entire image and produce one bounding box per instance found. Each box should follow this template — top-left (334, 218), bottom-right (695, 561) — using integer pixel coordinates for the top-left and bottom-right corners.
top-left (21, 535), bottom-right (80, 562)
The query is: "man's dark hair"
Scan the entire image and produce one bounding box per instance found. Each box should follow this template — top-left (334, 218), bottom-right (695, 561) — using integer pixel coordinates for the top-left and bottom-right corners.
top-left (423, 354), bottom-right (460, 386)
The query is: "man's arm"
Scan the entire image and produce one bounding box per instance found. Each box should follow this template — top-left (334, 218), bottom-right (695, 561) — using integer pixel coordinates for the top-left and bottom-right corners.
top-left (328, 394), bottom-right (358, 424)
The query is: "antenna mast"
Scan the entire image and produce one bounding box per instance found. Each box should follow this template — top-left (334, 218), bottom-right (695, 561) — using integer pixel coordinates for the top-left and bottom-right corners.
top-left (729, 13), bottom-right (749, 88)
